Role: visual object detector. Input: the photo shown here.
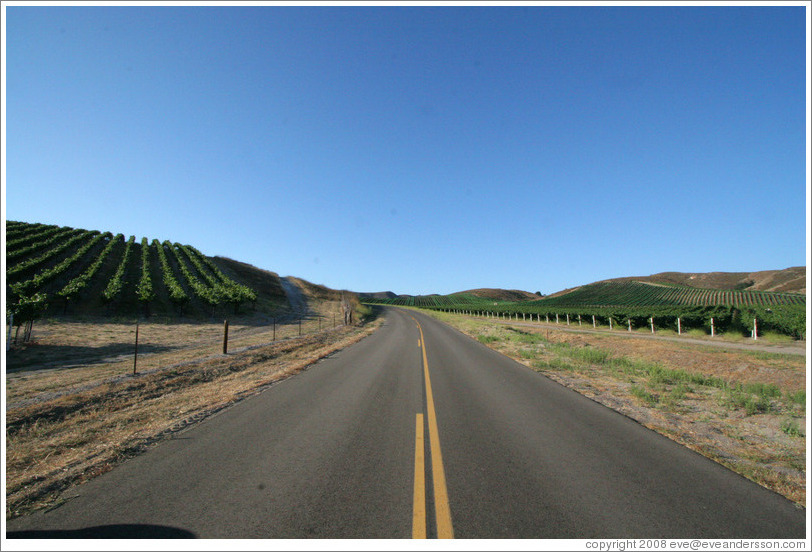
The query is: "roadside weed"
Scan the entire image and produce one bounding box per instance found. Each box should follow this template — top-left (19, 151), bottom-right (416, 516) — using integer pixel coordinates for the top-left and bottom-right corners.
top-left (781, 418), bottom-right (805, 438)
top-left (630, 385), bottom-right (658, 406)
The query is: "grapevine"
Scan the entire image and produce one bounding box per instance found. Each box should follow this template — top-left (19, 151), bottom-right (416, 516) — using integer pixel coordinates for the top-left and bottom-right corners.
top-left (103, 235), bottom-right (135, 303)
top-left (7, 230), bottom-right (94, 281)
top-left (10, 232), bottom-right (106, 296)
top-left (170, 243), bottom-right (221, 307)
top-left (6, 225), bottom-right (66, 255)
top-left (154, 239), bottom-right (189, 311)
top-left (136, 237), bottom-right (155, 304)
top-left (58, 233), bottom-right (122, 303)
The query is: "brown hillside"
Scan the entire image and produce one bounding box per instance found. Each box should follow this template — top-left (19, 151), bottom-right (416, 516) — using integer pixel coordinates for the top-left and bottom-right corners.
top-left (212, 257), bottom-right (354, 304)
top-left (285, 275), bottom-right (345, 302)
top-left (212, 257), bottom-right (287, 300)
top-left (598, 267), bottom-right (806, 295)
top-left (213, 258), bottom-right (361, 317)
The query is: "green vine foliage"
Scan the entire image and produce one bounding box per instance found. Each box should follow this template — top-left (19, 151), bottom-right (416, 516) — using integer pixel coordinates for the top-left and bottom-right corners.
top-left (136, 237), bottom-right (155, 303)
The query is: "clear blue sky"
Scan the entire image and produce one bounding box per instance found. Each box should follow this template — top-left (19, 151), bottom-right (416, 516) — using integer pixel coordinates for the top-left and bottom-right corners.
top-left (4, 3), bottom-right (809, 296)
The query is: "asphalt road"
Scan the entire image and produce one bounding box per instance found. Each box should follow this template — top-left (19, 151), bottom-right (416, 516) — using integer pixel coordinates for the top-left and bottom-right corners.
top-left (6, 307), bottom-right (806, 539)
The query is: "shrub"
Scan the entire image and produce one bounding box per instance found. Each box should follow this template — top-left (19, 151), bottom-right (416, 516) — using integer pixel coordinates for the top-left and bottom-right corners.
top-left (781, 418), bottom-right (804, 438)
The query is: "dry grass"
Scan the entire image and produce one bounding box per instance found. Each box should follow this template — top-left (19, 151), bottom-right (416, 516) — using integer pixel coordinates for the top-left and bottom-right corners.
top-left (6, 298), bottom-right (357, 407)
top-left (423, 310), bottom-right (807, 505)
top-left (5, 299), bottom-right (381, 520)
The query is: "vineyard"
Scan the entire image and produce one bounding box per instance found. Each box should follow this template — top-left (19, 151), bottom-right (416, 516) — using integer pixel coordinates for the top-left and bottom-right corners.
top-left (370, 293), bottom-right (496, 309)
top-left (366, 281), bottom-right (807, 339)
top-left (535, 281), bottom-right (805, 308)
top-left (6, 221), bottom-right (258, 323)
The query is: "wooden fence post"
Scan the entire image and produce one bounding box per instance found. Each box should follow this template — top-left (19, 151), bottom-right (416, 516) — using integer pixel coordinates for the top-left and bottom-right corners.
top-left (133, 322), bottom-right (140, 375)
top-left (753, 318), bottom-right (758, 340)
top-left (650, 317), bottom-right (655, 334)
top-left (711, 317), bottom-right (715, 337)
top-left (677, 317), bottom-right (681, 335)
top-left (223, 320), bottom-right (229, 354)
top-left (592, 315), bottom-right (596, 328)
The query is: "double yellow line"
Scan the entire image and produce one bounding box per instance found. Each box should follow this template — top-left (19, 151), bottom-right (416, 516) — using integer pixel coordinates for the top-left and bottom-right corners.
top-left (411, 317), bottom-right (454, 539)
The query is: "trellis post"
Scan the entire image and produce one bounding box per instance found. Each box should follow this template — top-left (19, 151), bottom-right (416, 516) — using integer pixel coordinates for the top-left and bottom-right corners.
top-left (133, 322), bottom-right (140, 375)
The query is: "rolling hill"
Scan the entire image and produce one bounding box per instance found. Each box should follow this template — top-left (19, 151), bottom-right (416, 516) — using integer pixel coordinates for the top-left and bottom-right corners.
top-left (530, 280), bottom-right (804, 308)
top-left (358, 288), bottom-right (541, 303)
top-left (596, 268), bottom-right (806, 294)
top-left (457, 288), bottom-right (543, 301)
top-left (4, 220), bottom-right (346, 321)
top-left (363, 272), bottom-right (806, 339)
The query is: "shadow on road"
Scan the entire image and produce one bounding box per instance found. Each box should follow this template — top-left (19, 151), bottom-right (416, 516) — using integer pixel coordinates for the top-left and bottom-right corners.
top-left (6, 524), bottom-right (197, 539)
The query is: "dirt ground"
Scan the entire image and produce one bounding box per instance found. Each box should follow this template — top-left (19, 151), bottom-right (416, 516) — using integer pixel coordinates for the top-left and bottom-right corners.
top-left (5, 299), bottom-right (353, 407)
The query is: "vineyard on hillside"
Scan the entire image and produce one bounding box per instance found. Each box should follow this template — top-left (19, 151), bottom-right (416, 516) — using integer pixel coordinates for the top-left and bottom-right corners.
top-left (371, 293), bottom-right (496, 309)
top-left (366, 281), bottom-right (807, 339)
top-left (5, 221), bottom-right (257, 323)
top-left (533, 281), bottom-right (805, 308)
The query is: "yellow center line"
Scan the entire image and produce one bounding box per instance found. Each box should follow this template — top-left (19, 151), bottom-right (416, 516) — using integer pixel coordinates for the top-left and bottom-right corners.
top-left (413, 317), bottom-right (455, 539)
top-left (413, 413), bottom-right (426, 539)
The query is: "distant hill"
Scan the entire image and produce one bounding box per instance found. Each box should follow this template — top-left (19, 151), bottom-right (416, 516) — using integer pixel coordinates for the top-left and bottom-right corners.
top-left (358, 268), bottom-right (805, 340)
top-left (359, 288), bottom-right (541, 304)
top-left (457, 288), bottom-right (542, 302)
top-left (358, 291), bottom-right (399, 300)
top-left (535, 280), bottom-right (804, 309)
top-left (596, 267), bottom-right (805, 295)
